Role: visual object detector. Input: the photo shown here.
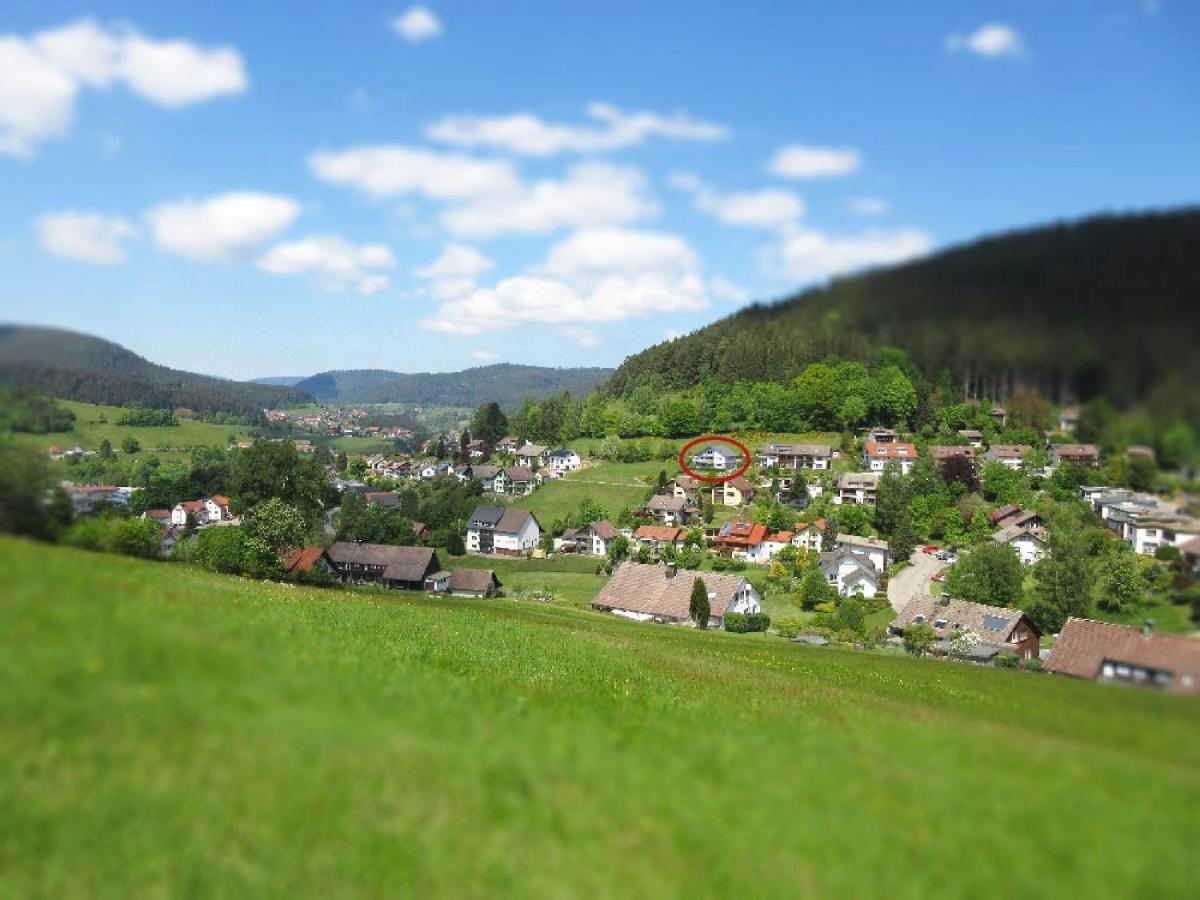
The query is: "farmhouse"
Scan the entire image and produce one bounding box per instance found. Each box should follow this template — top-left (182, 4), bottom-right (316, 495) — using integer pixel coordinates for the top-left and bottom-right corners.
top-left (591, 562), bottom-right (761, 629)
top-left (864, 441), bottom-right (918, 474)
top-left (891, 595), bottom-right (1041, 660)
top-left (820, 550), bottom-right (880, 598)
top-left (836, 472), bottom-right (880, 506)
top-left (756, 443), bottom-right (832, 470)
top-left (984, 444), bottom-right (1033, 470)
top-left (712, 475), bottom-right (756, 507)
top-left (465, 506), bottom-right (542, 556)
top-left (324, 542), bottom-right (442, 590)
top-left (1045, 618), bottom-right (1200, 694)
top-left (691, 444), bottom-right (743, 471)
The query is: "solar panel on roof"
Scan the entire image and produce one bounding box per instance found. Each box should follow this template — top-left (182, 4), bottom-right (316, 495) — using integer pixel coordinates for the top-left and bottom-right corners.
top-left (982, 614), bottom-right (1011, 631)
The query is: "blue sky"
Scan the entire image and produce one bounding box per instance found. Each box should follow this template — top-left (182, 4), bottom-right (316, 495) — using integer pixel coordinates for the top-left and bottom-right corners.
top-left (1, 1), bottom-right (1196, 379)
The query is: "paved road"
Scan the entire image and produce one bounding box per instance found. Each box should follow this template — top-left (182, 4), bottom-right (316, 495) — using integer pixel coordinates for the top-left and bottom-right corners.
top-left (887, 550), bottom-right (947, 613)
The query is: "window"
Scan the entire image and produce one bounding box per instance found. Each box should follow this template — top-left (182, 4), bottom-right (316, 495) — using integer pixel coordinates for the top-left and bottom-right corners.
top-left (912, 614), bottom-right (926, 624)
top-left (934, 618), bottom-right (948, 628)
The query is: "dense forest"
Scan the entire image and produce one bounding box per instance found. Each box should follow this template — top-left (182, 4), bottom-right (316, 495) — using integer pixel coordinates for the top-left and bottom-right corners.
top-left (0, 326), bottom-right (313, 421)
top-left (289, 364), bottom-right (613, 408)
top-left (603, 209), bottom-right (1200, 427)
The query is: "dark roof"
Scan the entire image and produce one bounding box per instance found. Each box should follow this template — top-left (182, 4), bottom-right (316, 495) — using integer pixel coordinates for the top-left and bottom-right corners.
top-left (1045, 618), bottom-right (1200, 693)
top-left (448, 569), bottom-right (499, 593)
top-left (891, 595), bottom-right (1037, 643)
top-left (495, 508), bottom-right (537, 534)
top-left (325, 542), bottom-right (438, 582)
top-left (647, 494), bottom-right (686, 512)
top-left (468, 465), bottom-right (500, 479)
top-left (504, 466), bottom-right (535, 481)
top-left (468, 506), bottom-right (506, 526)
top-left (365, 491), bottom-right (400, 508)
top-left (587, 519), bottom-right (620, 540)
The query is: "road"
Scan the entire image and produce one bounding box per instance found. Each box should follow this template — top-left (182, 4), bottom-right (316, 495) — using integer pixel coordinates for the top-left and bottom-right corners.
top-left (887, 550), bottom-right (948, 613)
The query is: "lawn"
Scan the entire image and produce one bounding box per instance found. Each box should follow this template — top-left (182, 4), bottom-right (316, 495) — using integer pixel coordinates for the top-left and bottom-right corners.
top-left (442, 551), bottom-right (607, 608)
top-left (514, 459), bottom-right (665, 525)
top-left (2, 537), bottom-right (1199, 897)
top-left (11, 399), bottom-right (253, 454)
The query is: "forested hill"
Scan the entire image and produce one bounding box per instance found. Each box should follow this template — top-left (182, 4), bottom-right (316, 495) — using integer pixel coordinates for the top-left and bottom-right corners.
top-left (291, 364), bottom-right (613, 408)
top-left (605, 209), bottom-right (1200, 409)
top-left (0, 326), bottom-right (313, 420)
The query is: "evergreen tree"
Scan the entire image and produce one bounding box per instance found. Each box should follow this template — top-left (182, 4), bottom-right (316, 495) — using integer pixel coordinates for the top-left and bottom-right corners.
top-left (690, 577), bottom-right (711, 629)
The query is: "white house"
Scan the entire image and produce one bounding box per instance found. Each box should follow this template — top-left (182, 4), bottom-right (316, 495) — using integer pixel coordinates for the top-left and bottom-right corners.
top-left (546, 449), bottom-right (581, 473)
top-left (757, 443), bottom-right (832, 470)
top-left (820, 550), bottom-right (880, 598)
top-left (691, 444), bottom-right (742, 471)
top-left (863, 441), bottom-right (918, 474)
top-left (465, 506), bottom-right (542, 556)
top-left (835, 533), bottom-right (889, 573)
top-left (984, 444), bottom-right (1033, 471)
top-left (515, 443), bottom-right (551, 467)
top-left (991, 525), bottom-right (1047, 566)
top-left (791, 520), bottom-right (826, 553)
top-left (835, 472), bottom-right (879, 506)
top-left (644, 494), bottom-right (693, 525)
top-left (569, 520), bottom-right (620, 556)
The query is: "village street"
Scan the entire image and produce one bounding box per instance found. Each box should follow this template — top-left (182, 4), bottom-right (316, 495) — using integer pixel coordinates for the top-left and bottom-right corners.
top-left (887, 550), bottom-right (948, 613)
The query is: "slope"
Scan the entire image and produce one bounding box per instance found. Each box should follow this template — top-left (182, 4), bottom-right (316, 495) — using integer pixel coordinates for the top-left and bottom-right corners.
top-left (2, 537), bottom-right (1197, 897)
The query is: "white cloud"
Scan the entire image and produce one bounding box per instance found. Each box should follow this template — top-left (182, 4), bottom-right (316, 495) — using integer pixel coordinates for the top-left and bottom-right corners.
top-left (663, 329), bottom-right (685, 341)
top-left (0, 19), bottom-right (245, 157)
top-left (708, 276), bottom-right (750, 304)
top-left (309, 144), bottom-right (519, 200)
top-left (766, 226), bottom-right (931, 284)
top-left (145, 192), bottom-right (300, 263)
top-left (670, 172), bottom-right (803, 229)
top-left (767, 144), bottom-right (861, 180)
top-left (391, 7), bottom-right (443, 43)
top-left (945, 23), bottom-right (1026, 58)
top-left (257, 235), bottom-right (396, 294)
top-left (415, 243), bottom-right (495, 299)
top-left (441, 161), bottom-right (656, 238)
top-left (540, 228), bottom-right (698, 284)
top-left (562, 327), bottom-right (601, 348)
top-left (426, 101), bottom-right (728, 156)
top-left (471, 349), bottom-right (501, 363)
top-left (36, 211), bottom-right (137, 264)
top-left (848, 196), bottom-right (890, 216)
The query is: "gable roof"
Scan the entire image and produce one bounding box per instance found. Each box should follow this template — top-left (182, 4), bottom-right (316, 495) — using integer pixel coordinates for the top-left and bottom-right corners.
top-left (761, 442), bottom-right (831, 456)
top-left (820, 550), bottom-right (879, 583)
top-left (647, 494), bottom-right (687, 512)
top-left (282, 546), bottom-right (325, 574)
top-left (928, 445), bottom-right (976, 459)
top-left (634, 525), bottom-right (686, 542)
top-left (891, 595), bottom-right (1037, 643)
top-left (592, 562), bottom-right (748, 621)
top-left (495, 508), bottom-right (538, 535)
top-left (987, 444), bottom-right (1032, 459)
top-left (722, 476), bottom-right (756, 492)
top-left (865, 441), bottom-right (917, 458)
top-left (1044, 618), bottom-right (1200, 693)
top-left (448, 568), bottom-right (499, 593)
top-left (504, 466), bottom-right (536, 481)
top-left (325, 542), bottom-right (439, 582)
top-left (468, 506), bottom-right (505, 526)
top-left (714, 521), bottom-right (769, 547)
top-left (516, 443), bottom-right (548, 456)
top-left (585, 519), bottom-right (620, 540)
top-left (365, 491), bottom-right (400, 508)
top-left (468, 465), bottom-right (501, 479)
top-left (992, 524), bottom-right (1046, 546)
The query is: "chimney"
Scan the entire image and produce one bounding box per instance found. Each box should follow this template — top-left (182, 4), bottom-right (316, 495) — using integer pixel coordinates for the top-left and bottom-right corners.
top-left (665, 563), bottom-right (677, 578)
top-left (940, 593), bottom-right (951, 605)
top-left (1141, 619), bottom-right (1154, 638)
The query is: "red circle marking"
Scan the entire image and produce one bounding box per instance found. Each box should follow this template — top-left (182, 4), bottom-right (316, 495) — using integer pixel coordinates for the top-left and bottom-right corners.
top-left (677, 435), bottom-right (752, 484)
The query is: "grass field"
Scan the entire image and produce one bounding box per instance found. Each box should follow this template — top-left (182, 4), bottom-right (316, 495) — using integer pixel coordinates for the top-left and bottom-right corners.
top-left (11, 399), bottom-right (252, 454)
top-left (447, 552), bottom-right (607, 607)
top-left (2, 537), bottom-right (1198, 897)
top-left (514, 460), bottom-right (665, 524)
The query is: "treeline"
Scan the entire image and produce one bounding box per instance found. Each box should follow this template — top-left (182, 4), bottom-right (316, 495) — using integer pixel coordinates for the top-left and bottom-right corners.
top-left (0, 385), bottom-right (75, 433)
top-left (603, 209), bottom-right (1200, 430)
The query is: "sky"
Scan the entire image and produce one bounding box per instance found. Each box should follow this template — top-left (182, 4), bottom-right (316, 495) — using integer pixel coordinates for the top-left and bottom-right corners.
top-left (1, 1), bottom-right (1197, 380)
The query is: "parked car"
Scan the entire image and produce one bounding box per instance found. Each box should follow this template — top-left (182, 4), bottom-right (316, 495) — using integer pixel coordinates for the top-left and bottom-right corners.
top-left (922, 545), bottom-right (939, 554)
top-left (931, 572), bottom-right (947, 582)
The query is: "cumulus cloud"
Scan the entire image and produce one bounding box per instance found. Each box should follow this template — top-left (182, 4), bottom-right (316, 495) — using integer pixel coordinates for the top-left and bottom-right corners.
top-left (257, 235), bottom-right (396, 294)
top-left (766, 227), bottom-right (931, 284)
top-left (415, 243), bottom-right (495, 299)
top-left (708, 276), bottom-right (750, 304)
top-left (421, 226), bottom-right (710, 336)
top-left (426, 101), bottom-right (728, 156)
top-left (0, 19), bottom-right (246, 157)
top-left (562, 327), bottom-right (601, 348)
top-left (309, 144), bottom-right (519, 200)
top-left (145, 192), bottom-right (300, 263)
top-left (767, 144), bottom-right (861, 180)
top-left (471, 349), bottom-right (501, 363)
top-left (391, 7), bottom-right (443, 43)
top-left (670, 172), bottom-right (803, 229)
top-left (945, 23), bottom-right (1025, 58)
top-left (36, 210), bottom-right (137, 264)
top-left (848, 196), bottom-right (890, 216)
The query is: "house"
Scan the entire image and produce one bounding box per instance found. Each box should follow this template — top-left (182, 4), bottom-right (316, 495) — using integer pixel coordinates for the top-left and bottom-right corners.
top-left (462, 464), bottom-right (501, 491)
top-left (866, 426), bottom-right (898, 443)
top-left (496, 436), bottom-right (519, 453)
top-left (494, 466), bottom-right (539, 496)
top-left (990, 503), bottom-right (1022, 525)
top-left (1125, 516), bottom-right (1200, 557)
top-left (204, 495), bottom-right (232, 522)
top-left (835, 472), bottom-right (880, 506)
top-left (142, 508), bottom-right (173, 526)
top-left (820, 550), bottom-right (880, 598)
top-left (643, 494), bottom-right (695, 525)
top-left (466, 439), bottom-right (488, 459)
top-left (864, 441), bottom-right (918, 474)
top-left (64, 485), bottom-right (129, 515)
top-left (758, 531), bottom-right (795, 563)
top-left (791, 519), bottom-right (827, 553)
top-left (958, 429), bottom-right (985, 448)
top-left (1125, 445), bottom-right (1156, 464)
top-left (667, 475), bottom-right (703, 503)
top-left (890, 595), bottom-right (1041, 660)
top-left (171, 499), bottom-right (207, 526)
top-left (570, 520), bottom-right (620, 556)
top-left (691, 444), bottom-right (743, 471)
top-left (990, 405), bottom-right (1008, 427)
top-left (546, 449), bottom-right (581, 473)
top-left (634, 525), bottom-right (687, 555)
top-left (591, 562), bottom-right (761, 629)
top-left (281, 546), bottom-right (328, 577)
top-left (927, 445), bottom-right (976, 464)
top-left (446, 568), bottom-right (501, 597)
top-left (711, 476), bottom-right (756, 507)
top-left (1057, 406), bottom-right (1080, 434)
top-left (991, 524), bottom-right (1047, 566)
top-left (1049, 443), bottom-right (1100, 469)
top-left (465, 506), bottom-right (542, 556)
top-left (323, 542), bottom-right (442, 589)
top-left (835, 533), bottom-right (889, 572)
top-left (1045, 618), bottom-right (1200, 694)
top-left (515, 443), bottom-right (550, 467)
top-left (365, 491), bottom-right (401, 509)
top-left (710, 521), bottom-right (769, 559)
top-left (984, 444), bottom-right (1033, 470)
top-left (757, 443), bottom-right (832, 470)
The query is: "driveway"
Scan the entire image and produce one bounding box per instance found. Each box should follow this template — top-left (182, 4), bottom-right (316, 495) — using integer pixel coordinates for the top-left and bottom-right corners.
top-left (888, 550), bottom-right (947, 613)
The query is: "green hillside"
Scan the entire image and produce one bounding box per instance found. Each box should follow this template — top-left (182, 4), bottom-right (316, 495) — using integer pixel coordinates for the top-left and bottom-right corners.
top-left (2, 538), bottom-right (1197, 897)
top-left (293, 363), bottom-right (613, 408)
top-left (605, 209), bottom-right (1200, 415)
top-left (0, 325), bottom-right (312, 419)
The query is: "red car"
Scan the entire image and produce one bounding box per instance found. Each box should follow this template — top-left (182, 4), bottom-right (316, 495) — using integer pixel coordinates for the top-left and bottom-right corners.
top-left (931, 572), bottom-right (947, 582)
top-left (922, 545), bottom-right (939, 554)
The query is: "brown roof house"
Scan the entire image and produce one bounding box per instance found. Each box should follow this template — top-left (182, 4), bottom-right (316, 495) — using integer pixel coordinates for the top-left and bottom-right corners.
top-left (568, 519), bottom-right (620, 556)
top-left (642, 494), bottom-right (696, 525)
top-left (465, 506), bottom-right (542, 556)
top-left (890, 595), bottom-right (1041, 661)
top-left (281, 546), bottom-right (328, 577)
top-left (447, 569), bottom-right (501, 597)
top-left (1045, 618), bottom-right (1200, 694)
top-left (592, 562), bottom-right (761, 629)
top-left (323, 542), bottom-right (442, 589)
top-left (712, 475), bottom-right (756, 507)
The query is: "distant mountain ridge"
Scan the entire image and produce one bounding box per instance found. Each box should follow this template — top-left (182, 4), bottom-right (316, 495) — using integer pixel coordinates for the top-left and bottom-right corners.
top-left (604, 208), bottom-right (1200, 413)
top-left (289, 365), bottom-right (614, 408)
top-left (0, 325), bottom-right (313, 420)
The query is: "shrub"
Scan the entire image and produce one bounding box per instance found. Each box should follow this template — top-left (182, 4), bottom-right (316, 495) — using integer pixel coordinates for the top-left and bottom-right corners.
top-left (994, 654), bottom-right (1021, 669)
top-left (773, 615), bottom-right (806, 638)
top-left (724, 612), bottom-right (749, 633)
top-left (903, 622), bottom-right (936, 656)
top-left (746, 612), bottom-right (771, 632)
top-left (1022, 658), bottom-right (1044, 673)
top-left (1154, 545), bottom-right (1181, 562)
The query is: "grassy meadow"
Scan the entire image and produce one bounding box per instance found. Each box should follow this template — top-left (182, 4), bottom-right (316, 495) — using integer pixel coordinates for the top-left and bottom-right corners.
top-left (514, 459), bottom-right (665, 524)
top-left (11, 399), bottom-right (252, 454)
top-left (2, 537), bottom-right (1199, 897)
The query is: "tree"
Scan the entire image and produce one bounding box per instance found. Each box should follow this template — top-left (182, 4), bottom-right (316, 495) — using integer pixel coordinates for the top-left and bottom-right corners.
top-left (99, 439), bottom-right (115, 460)
top-left (607, 535), bottom-right (631, 563)
top-left (939, 455), bottom-right (980, 493)
top-left (1097, 545), bottom-right (1146, 613)
top-left (946, 543), bottom-right (1025, 607)
top-left (231, 441), bottom-right (327, 528)
top-left (690, 577), bottom-right (711, 629)
top-left (891, 514), bottom-right (919, 564)
top-left (244, 498), bottom-right (307, 559)
top-left (874, 461), bottom-right (909, 536)
top-left (980, 461), bottom-right (1024, 504)
top-left (195, 526), bottom-right (250, 574)
top-left (1029, 522), bottom-right (1097, 632)
top-left (948, 627), bottom-right (980, 658)
top-left (903, 622), bottom-right (936, 656)
top-left (121, 436), bottom-right (141, 454)
top-left (800, 564), bottom-right (832, 609)
top-left (446, 530), bottom-right (466, 555)
top-left (111, 518), bottom-right (162, 559)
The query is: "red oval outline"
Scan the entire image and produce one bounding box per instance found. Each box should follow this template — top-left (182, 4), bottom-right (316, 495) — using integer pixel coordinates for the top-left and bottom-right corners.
top-left (677, 435), bottom-right (753, 484)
